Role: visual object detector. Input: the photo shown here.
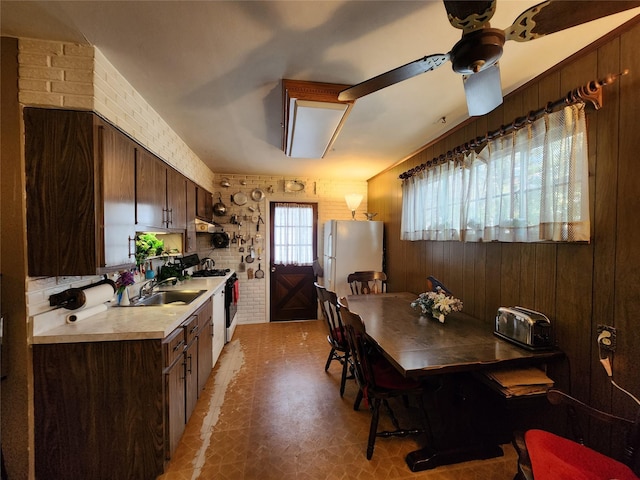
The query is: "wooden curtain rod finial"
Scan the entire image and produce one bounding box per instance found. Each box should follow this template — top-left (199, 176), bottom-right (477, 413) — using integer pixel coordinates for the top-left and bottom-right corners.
top-left (399, 70), bottom-right (628, 181)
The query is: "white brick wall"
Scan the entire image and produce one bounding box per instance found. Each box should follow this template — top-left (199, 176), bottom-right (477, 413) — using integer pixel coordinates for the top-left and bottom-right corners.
top-left (196, 174), bottom-right (369, 325)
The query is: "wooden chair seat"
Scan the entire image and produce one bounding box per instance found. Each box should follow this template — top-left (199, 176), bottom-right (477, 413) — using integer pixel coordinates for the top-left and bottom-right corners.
top-left (339, 300), bottom-right (434, 460)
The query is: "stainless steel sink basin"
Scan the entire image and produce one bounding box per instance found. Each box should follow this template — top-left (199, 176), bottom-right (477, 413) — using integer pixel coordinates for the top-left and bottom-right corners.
top-left (127, 289), bottom-right (207, 307)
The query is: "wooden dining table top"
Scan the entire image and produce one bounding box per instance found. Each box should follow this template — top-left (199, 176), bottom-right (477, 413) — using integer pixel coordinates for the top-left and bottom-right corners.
top-left (345, 292), bottom-right (562, 378)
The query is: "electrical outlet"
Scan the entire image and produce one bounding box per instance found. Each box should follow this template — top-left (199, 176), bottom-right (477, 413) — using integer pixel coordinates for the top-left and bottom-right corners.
top-left (597, 325), bottom-right (617, 352)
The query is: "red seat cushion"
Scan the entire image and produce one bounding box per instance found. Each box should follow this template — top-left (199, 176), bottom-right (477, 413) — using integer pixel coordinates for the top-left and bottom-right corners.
top-left (525, 429), bottom-right (639, 480)
top-left (371, 356), bottom-right (420, 390)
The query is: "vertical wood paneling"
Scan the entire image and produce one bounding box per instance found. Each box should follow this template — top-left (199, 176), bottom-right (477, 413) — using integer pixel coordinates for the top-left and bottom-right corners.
top-left (615, 23), bottom-right (640, 418)
top-left (367, 21), bottom-right (640, 436)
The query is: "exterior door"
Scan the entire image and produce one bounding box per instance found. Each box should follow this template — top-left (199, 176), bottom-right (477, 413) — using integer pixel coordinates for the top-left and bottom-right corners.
top-left (269, 202), bottom-right (318, 321)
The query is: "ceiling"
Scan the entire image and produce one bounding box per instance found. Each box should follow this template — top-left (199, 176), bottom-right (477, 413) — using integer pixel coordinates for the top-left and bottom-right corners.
top-left (2, 1), bottom-right (639, 181)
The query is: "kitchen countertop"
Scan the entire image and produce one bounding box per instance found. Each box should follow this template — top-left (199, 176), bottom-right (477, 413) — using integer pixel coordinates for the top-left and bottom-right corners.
top-left (31, 274), bottom-right (232, 345)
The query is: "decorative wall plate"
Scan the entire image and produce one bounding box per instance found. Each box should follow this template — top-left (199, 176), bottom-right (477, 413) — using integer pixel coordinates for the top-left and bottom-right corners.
top-left (232, 191), bottom-right (248, 205)
top-left (284, 179), bottom-right (305, 192)
top-left (251, 188), bottom-right (265, 202)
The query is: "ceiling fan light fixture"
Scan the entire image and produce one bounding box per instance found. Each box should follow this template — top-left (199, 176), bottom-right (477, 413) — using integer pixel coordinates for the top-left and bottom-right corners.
top-left (463, 63), bottom-right (503, 116)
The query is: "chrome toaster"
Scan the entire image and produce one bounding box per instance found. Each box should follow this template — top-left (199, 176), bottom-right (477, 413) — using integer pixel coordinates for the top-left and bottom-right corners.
top-left (494, 306), bottom-right (553, 350)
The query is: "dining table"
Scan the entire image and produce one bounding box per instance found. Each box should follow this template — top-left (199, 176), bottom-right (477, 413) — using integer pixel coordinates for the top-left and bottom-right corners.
top-left (345, 292), bottom-right (563, 472)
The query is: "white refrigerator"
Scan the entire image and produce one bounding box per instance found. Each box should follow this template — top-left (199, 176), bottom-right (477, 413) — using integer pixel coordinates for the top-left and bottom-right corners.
top-left (323, 220), bottom-right (384, 298)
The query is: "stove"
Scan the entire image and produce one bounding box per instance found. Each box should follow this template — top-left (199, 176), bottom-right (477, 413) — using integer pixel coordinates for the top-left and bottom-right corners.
top-left (191, 268), bottom-right (230, 278)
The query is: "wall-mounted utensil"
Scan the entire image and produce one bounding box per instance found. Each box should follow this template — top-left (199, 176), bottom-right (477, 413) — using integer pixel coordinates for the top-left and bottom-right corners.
top-left (247, 268), bottom-right (254, 280)
top-left (213, 194), bottom-right (227, 216)
top-left (251, 188), bottom-right (265, 202)
top-left (220, 177), bottom-right (231, 188)
top-left (238, 255), bottom-right (245, 272)
top-left (255, 263), bottom-right (264, 279)
top-left (232, 191), bottom-right (248, 206)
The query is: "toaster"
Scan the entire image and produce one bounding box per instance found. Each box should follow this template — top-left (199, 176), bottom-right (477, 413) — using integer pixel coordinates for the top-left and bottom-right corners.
top-left (494, 306), bottom-right (553, 350)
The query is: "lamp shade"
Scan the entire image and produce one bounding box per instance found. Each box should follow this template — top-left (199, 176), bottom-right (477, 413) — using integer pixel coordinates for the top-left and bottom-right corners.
top-left (345, 193), bottom-right (363, 211)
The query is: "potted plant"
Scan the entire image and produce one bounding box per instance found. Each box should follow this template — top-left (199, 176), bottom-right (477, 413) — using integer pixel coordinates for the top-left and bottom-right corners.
top-left (135, 233), bottom-right (164, 267)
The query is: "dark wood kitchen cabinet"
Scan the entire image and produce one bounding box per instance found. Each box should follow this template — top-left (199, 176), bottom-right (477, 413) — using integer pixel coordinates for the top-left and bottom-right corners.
top-left (25, 108), bottom-right (136, 276)
top-left (33, 295), bottom-right (217, 479)
top-left (185, 179), bottom-right (198, 253)
top-left (135, 150), bottom-right (187, 231)
top-left (34, 339), bottom-right (165, 480)
top-left (196, 185), bottom-right (213, 221)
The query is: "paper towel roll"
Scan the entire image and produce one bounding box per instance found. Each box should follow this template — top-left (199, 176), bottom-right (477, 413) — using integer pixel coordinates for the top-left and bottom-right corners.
top-left (66, 303), bottom-right (108, 324)
top-left (74, 283), bottom-right (116, 310)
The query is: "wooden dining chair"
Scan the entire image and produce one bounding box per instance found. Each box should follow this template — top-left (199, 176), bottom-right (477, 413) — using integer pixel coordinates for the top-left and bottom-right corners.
top-left (338, 300), bottom-right (433, 460)
top-left (314, 282), bottom-right (350, 397)
top-left (513, 388), bottom-right (640, 480)
top-left (347, 271), bottom-right (387, 295)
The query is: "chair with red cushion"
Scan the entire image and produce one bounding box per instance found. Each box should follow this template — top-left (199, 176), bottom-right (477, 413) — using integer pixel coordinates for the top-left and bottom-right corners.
top-left (513, 389), bottom-right (640, 480)
top-left (339, 300), bottom-right (433, 460)
top-left (315, 282), bottom-right (350, 397)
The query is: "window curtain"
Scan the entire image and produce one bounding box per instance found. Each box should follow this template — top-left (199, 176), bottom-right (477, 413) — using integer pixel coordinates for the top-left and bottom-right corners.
top-left (273, 203), bottom-right (314, 265)
top-left (402, 104), bottom-right (590, 243)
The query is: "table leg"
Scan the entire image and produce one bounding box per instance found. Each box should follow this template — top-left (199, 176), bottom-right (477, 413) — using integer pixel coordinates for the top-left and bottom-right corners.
top-left (406, 443), bottom-right (503, 471)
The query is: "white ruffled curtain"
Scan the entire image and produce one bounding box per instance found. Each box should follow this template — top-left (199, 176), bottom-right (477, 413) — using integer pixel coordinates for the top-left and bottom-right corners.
top-left (402, 104), bottom-right (590, 243)
top-left (273, 203), bottom-right (314, 265)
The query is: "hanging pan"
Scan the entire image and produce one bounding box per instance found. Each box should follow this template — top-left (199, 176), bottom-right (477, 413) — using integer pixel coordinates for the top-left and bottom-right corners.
top-left (213, 194), bottom-right (227, 217)
top-left (255, 263), bottom-right (264, 279)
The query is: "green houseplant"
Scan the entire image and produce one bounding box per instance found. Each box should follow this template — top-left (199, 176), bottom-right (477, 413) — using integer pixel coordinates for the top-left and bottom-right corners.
top-left (135, 233), bottom-right (164, 267)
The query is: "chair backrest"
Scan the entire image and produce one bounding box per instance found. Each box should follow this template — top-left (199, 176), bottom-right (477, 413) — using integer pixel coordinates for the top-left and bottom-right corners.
top-left (315, 282), bottom-right (345, 346)
top-left (426, 275), bottom-right (452, 295)
top-left (338, 301), bottom-right (377, 391)
top-left (348, 271), bottom-right (387, 295)
top-left (547, 389), bottom-right (640, 472)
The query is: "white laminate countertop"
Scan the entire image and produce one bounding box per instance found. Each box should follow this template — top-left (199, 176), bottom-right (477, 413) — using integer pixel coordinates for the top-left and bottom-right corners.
top-left (31, 275), bottom-right (231, 345)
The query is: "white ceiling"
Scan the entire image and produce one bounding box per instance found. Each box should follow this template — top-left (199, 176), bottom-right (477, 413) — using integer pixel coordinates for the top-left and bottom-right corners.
top-left (2, 1), bottom-right (639, 181)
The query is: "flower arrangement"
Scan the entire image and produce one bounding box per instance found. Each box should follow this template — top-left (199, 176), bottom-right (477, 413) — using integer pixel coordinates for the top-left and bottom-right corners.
top-left (115, 270), bottom-right (135, 295)
top-left (410, 287), bottom-right (463, 323)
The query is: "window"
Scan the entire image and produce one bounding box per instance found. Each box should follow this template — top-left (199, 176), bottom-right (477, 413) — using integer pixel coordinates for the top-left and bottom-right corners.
top-left (272, 203), bottom-right (315, 265)
top-left (402, 104), bottom-right (590, 243)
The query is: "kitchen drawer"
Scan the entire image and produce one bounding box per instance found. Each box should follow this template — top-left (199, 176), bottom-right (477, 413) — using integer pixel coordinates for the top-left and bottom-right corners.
top-left (183, 314), bottom-right (199, 346)
top-left (163, 326), bottom-right (186, 367)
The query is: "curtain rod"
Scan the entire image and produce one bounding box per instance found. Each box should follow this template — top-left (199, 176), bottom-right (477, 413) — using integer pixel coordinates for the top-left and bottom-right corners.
top-left (399, 70), bottom-right (628, 180)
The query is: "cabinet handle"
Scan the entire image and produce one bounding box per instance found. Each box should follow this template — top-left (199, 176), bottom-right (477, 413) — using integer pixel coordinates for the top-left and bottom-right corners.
top-left (172, 339), bottom-right (185, 352)
top-left (187, 354), bottom-right (193, 373)
top-left (127, 236), bottom-right (135, 259)
top-left (168, 208), bottom-right (173, 226)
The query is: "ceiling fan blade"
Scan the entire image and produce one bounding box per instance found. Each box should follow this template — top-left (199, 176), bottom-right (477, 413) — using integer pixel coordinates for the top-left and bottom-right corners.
top-left (443, 0), bottom-right (497, 31)
top-left (338, 53), bottom-right (450, 101)
top-left (505, 0), bottom-right (640, 42)
top-left (463, 63), bottom-right (503, 116)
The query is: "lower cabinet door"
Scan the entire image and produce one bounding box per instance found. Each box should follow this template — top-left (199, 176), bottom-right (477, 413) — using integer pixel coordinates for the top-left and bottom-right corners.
top-left (165, 355), bottom-right (186, 459)
top-left (185, 339), bottom-right (199, 421)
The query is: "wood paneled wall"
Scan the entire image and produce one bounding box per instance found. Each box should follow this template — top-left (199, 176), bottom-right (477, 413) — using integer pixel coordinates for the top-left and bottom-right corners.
top-left (368, 17), bottom-right (640, 436)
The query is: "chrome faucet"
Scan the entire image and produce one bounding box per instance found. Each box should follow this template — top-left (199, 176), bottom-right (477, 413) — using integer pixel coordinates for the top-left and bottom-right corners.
top-left (139, 277), bottom-right (178, 299)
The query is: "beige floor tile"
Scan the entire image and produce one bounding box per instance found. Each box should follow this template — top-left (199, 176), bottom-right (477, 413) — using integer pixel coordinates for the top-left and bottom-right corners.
top-left (159, 320), bottom-right (518, 479)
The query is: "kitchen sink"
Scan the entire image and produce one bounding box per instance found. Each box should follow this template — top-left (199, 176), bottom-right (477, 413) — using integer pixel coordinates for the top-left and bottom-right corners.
top-left (126, 289), bottom-right (208, 307)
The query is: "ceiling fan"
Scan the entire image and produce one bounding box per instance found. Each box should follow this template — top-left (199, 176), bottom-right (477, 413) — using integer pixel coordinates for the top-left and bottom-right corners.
top-left (338, 0), bottom-right (640, 116)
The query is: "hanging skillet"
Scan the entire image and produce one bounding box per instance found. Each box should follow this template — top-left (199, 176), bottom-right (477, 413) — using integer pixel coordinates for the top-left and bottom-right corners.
top-left (213, 194), bottom-right (227, 217)
top-left (338, 0), bottom-right (640, 116)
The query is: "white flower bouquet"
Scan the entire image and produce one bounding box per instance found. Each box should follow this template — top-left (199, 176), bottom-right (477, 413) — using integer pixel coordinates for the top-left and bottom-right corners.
top-left (410, 287), bottom-right (463, 323)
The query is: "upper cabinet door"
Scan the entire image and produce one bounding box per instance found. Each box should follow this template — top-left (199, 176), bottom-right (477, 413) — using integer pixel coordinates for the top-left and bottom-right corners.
top-left (185, 180), bottom-right (197, 253)
top-left (136, 149), bottom-right (167, 229)
top-left (99, 120), bottom-right (136, 268)
top-left (196, 186), bottom-right (213, 221)
top-left (167, 167), bottom-right (187, 230)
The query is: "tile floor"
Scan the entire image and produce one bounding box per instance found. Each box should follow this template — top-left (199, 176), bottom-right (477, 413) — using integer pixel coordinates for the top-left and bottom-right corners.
top-left (158, 320), bottom-right (518, 480)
